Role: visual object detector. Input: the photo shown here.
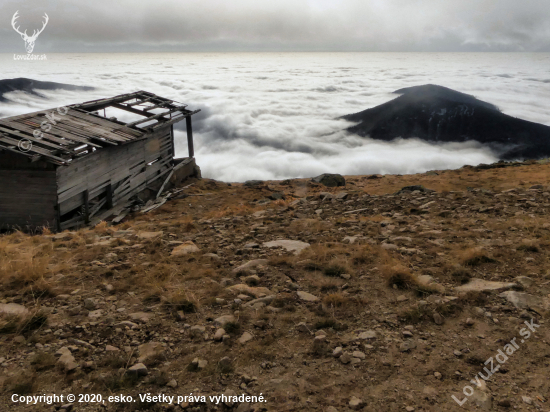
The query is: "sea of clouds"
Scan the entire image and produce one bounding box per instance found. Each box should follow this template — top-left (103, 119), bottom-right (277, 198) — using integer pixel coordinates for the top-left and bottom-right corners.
top-left (0, 52), bottom-right (549, 182)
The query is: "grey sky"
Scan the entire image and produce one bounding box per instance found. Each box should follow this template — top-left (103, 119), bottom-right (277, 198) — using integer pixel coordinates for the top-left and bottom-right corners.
top-left (1, 0), bottom-right (549, 52)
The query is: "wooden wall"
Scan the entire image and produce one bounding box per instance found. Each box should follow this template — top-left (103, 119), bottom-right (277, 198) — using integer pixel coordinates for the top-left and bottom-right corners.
top-left (0, 169), bottom-right (57, 230)
top-left (0, 126), bottom-right (176, 232)
top-left (56, 126), bottom-right (174, 229)
top-left (0, 152), bottom-right (55, 171)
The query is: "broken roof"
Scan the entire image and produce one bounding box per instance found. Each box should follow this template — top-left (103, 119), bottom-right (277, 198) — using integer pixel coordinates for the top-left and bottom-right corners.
top-left (0, 90), bottom-right (199, 165)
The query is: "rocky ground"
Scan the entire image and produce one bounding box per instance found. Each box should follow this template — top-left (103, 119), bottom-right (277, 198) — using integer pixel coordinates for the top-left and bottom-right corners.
top-left (1, 160), bottom-right (550, 412)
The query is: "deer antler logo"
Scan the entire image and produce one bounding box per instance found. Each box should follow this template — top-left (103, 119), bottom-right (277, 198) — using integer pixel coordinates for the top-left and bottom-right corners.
top-left (11, 11), bottom-right (49, 54)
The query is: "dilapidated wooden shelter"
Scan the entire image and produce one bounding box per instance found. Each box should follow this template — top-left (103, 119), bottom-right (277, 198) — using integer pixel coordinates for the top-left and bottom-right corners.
top-left (0, 91), bottom-right (200, 232)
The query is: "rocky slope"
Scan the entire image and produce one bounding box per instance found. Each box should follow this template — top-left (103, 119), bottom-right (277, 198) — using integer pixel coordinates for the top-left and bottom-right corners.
top-left (342, 85), bottom-right (550, 160)
top-left (1, 160), bottom-right (550, 411)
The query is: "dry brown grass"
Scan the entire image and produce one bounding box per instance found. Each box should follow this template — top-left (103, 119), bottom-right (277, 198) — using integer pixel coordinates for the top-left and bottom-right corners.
top-left (267, 255), bottom-right (296, 268)
top-left (448, 265), bottom-right (472, 285)
top-left (30, 351), bottom-right (57, 372)
top-left (203, 203), bottom-right (267, 219)
top-left (350, 245), bottom-right (377, 265)
top-left (4, 371), bottom-right (37, 394)
top-left (382, 264), bottom-right (440, 295)
top-left (458, 248), bottom-right (497, 266)
top-left (322, 260), bottom-right (353, 277)
top-left (0, 233), bottom-right (60, 298)
top-left (382, 265), bottom-right (418, 289)
top-left (349, 162), bottom-right (550, 195)
top-left (322, 293), bottom-right (348, 307)
top-left (162, 291), bottom-right (199, 314)
top-left (516, 239), bottom-right (541, 253)
top-left (398, 291), bottom-right (488, 324)
top-left (0, 308), bottom-right (48, 335)
top-left (93, 221), bottom-right (111, 234)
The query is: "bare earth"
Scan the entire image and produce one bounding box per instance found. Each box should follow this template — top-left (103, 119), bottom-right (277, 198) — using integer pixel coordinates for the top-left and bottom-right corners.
top-left (1, 160), bottom-right (550, 412)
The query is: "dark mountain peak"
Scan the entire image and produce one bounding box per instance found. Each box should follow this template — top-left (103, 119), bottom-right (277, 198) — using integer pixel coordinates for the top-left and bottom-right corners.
top-left (0, 78), bottom-right (94, 102)
top-left (393, 84), bottom-right (500, 112)
top-left (342, 84), bottom-right (550, 160)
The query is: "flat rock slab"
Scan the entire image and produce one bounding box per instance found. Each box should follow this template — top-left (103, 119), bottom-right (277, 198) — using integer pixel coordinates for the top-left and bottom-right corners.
top-left (137, 231), bottom-right (163, 240)
top-left (263, 240), bottom-right (310, 255)
top-left (499, 291), bottom-right (550, 312)
top-left (238, 332), bottom-right (254, 344)
top-left (416, 275), bottom-right (445, 294)
top-left (128, 363), bottom-right (148, 376)
top-left (88, 309), bottom-right (103, 319)
top-left (57, 350), bottom-right (78, 372)
top-left (138, 342), bottom-right (165, 363)
top-left (232, 259), bottom-right (268, 274)
top-left (171, 241), bottom-right (200, 256)
top-left (455, 279), bottom-right (517, 293)
top-left (243, 295), bottom-right (276, 307)
top-left (227, 284), bottom-right (271, 297)
top-left (357, 330), bottom-right (377, 340)
top-left (129, 312), bottom-right (152, 323)
top-left (214, 315), bottom-right (236, 327)
top-left (297, 291), bottom-right (319, 302)
top-left (0, 303), bottom-right (28, 316)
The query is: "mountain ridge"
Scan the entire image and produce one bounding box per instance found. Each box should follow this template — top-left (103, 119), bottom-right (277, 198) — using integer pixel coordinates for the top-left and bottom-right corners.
top-left (342, 84), bottom-right (550, 160)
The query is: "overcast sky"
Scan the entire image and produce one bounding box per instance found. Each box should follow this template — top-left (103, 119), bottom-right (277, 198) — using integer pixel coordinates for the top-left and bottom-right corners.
top-left (1, 0), bottom-right (549, 53)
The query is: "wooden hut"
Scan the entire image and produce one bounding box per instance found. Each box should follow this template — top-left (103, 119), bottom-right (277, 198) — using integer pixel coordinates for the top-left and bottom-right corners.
top-left (0, 90), bottom-right (200, 232)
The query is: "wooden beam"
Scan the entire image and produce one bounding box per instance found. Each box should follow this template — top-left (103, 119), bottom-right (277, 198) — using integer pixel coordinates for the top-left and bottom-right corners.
top-left (0, 135), bottom-right (68, 164)
top-left (144, 101), bottom-right (181, 112)
top-left (186, 116), bottom-right (194, 158)
top-left (156, 170), bottom-right (174, 199)
top-left (112, 103), bottom-right (157, 118)
top-left (0, 128), bottom-right (77, 154)
top-left (83, 190), bottom-right (90, 224)
top-left (125, 106), bottom-right (188, 127)
top-left (106, 184), bottom-right (113, 209)
top-left (55, 204), bottom-right (62, 232)
top-left (127, 97), bottom-right (154, 107)
top-left (149, 110), bottom-right (200, 131)
top-left (72, 91), bottom-right (147, 111)
top-left (170, 124), bottom-right (175, 159)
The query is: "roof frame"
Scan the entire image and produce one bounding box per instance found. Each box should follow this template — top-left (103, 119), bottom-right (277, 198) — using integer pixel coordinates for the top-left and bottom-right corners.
top-left (0, 90), bottom-right (200, 166)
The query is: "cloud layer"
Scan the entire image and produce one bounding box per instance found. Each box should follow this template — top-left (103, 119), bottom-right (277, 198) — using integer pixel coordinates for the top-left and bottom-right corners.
top-left (0, 0), bottom-right (549, 52)
top-left (0, 52), bottom-right (549, 181)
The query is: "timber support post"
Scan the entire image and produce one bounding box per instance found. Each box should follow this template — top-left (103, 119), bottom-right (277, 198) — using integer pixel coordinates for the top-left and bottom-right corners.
top-left (83, 190), bottom-right (90, 224)
top-left (106, 184), bottom-right (113, 209)
top-left (55, 205), bottom-right (62, 232)
top-left (186, 116), bottom-right (194, 158)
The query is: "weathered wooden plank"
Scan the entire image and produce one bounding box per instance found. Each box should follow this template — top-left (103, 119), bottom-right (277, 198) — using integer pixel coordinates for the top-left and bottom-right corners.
top-left (149, 111), bottom-right (197, 130)
top-left (186, 116), bottom-right (194, 157)
top-left (1, 119), bottom-right (104, 147)
top-left (68, 109), bottom-right (144, 136)
top-left (125, 106), bottom-right (188, 127)
top-left (71, 91), bottom-right (146, 111)
top-left (0, 127), bottom-right (77, 153)
top-left (0, 135), bottom-right (67, 164)
top-left (57, 133), bottom-right (172, 207)
top-left (60, 214), bottom-right (85, 231)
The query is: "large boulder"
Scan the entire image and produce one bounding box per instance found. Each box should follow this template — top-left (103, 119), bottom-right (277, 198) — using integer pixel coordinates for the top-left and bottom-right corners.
top-left (243, 180), bottom-right (264, 187)
top-left (455, 279), bottom-right (517, 293)
top-left (263, 239), bottom-right (310, 255)
top-left (311, 174), bottom-right (345, 187)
